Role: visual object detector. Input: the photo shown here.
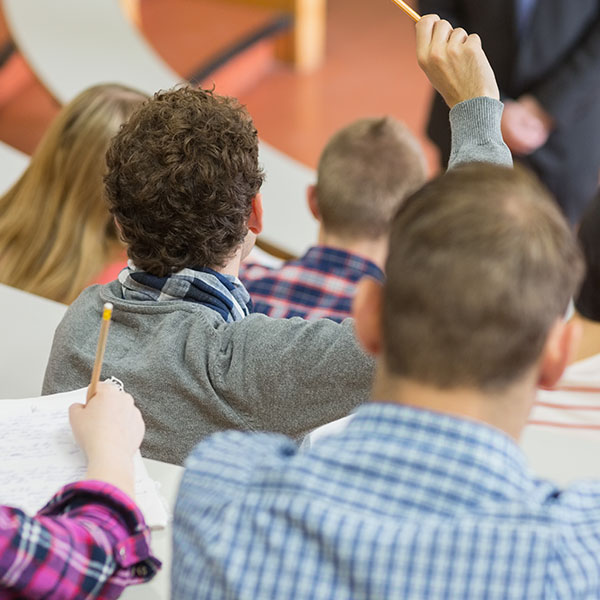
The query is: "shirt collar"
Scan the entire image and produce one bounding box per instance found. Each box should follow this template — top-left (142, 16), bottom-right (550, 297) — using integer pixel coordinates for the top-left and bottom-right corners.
top-left (301, 246), bottom-right (384, 282)
top-left (344, 403), bottom-right (536, 507)
top-left (118, 261), bottom-right (252, 322)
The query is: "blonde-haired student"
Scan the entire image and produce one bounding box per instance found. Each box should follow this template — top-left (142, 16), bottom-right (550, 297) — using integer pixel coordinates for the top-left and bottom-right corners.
top-left (0, 84), bottom-right (146, 304)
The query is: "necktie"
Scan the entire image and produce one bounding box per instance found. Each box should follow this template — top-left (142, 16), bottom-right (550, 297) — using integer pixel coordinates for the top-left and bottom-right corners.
top-left (516, 0), bottom-right (538, 35)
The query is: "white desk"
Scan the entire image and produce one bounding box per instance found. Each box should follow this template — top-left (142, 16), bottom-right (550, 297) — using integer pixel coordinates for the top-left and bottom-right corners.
top-left (2, 0), bottom-right (181, 104)
top-left (0, 141), bottom-right (28, 194)
top-left (2, 0), bottom-right (316, 256)
top-left (124, 458), bottom-right (183, 600)
top-left (520, 427), bottom-right (600, 486)
top-left (0, 283), bottom-right (67, 399)
top-left (258, 143), bottom-right (317, 256)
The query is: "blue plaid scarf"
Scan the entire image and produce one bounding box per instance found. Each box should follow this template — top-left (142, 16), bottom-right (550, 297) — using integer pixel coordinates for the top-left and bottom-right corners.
top-left (118, 262), bottom-right (252, 323)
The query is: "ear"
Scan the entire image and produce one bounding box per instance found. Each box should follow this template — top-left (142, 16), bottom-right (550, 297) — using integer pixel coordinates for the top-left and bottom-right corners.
top-left (248, 194), bottom-right (263, 235)
top-left (113, 216), bottom-right (124, 241)
top-left (538, 318), bottom-right (582, 389)
top-left (352, 277), bottom-right (384, 356)
top-left (307, 185), bottom-right (321, 221)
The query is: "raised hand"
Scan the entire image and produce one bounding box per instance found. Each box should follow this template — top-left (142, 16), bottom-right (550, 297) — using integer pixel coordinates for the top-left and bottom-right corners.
top-left (416, 15), bottom-right (500, 108)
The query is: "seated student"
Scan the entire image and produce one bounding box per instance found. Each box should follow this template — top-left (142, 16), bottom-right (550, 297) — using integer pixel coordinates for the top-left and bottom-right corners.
top-left (0, 84), bottom-right (146, 304)
top-left (171, 20), bottom-right (598, 599)
top-left (240, 118), bottom-right (427, 322)
top-left (43, 20), bottom-right (510, 466)
top-left (0, 383), bottom-right (159, 598)
top-left (570, 193), bottom-right (600, 363)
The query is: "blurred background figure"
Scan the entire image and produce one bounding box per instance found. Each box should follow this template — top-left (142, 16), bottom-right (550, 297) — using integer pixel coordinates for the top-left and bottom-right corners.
top-left (420, 0), bottom-right (600, 225)
top-left (240, 116), bottom-right (427, 322)
top-left (572, 192), bottom-right (600, 363)
top-left (0, 84), bottom-right (146, 304)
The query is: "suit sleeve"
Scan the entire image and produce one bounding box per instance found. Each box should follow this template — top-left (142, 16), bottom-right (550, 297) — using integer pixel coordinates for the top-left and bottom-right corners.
top-left (532, 16), bottom-right (600, 127)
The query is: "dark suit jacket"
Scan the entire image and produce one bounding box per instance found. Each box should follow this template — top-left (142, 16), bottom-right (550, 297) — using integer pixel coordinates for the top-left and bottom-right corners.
top-left (420, 0), bottom-right (600, 223)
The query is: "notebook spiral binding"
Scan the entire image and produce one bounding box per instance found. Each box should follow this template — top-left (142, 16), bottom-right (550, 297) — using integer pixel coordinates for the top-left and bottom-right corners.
top-left (108, 376), bottom-right (124, 392)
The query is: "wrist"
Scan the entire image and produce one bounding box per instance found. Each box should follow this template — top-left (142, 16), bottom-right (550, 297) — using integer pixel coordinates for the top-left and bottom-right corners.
top-left (85, 454), bottom-right (136, 499)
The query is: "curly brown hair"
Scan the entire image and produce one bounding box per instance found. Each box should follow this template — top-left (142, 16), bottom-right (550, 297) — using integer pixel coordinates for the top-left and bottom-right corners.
top-left (104, 86), bottom-right (264, 275)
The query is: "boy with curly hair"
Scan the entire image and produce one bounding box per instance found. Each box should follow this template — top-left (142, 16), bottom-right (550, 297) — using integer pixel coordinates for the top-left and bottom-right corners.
top-left (44, 30), bottom-right (510, 464)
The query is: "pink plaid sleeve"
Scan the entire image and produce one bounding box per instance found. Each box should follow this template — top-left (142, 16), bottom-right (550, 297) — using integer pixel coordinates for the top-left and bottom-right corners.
top-left (0, 480), bottom-right (160, 599)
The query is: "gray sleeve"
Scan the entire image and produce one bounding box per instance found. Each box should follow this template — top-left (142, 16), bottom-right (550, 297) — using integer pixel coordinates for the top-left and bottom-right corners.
top-left (212, 315), bottom-right (374, 439)
top-left (448, 97), bottom-right (513, 169)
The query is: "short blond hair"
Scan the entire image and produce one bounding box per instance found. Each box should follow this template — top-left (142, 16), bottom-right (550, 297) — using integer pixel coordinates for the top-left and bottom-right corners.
top-left (383, 164), bottom-right (583, 391)
top-left (316, 118), bottom-right (427, 240)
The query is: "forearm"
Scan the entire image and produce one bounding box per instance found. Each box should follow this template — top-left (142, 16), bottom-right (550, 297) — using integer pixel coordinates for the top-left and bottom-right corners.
top-left (448, 97), bottom-right (513, 168)
top-left (0, 481), bottom-right (159, 599)
top-left (86, 452), bottom-right (135, 499)
top-left (222, 316), bottom-right (374, 438)
top-left (267, 319), bottom-right (374, 437)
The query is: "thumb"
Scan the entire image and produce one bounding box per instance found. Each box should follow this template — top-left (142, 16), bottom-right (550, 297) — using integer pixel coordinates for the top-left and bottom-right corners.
top-left (69, 402), bottom-right (84, 424)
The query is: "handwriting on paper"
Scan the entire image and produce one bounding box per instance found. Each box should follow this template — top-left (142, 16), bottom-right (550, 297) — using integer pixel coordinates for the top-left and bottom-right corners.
top-left (0, 388), bottom-right (168, 527)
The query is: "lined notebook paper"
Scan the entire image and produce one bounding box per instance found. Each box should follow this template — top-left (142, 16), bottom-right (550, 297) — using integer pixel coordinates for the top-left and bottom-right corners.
top-left (0, 387), bottom-right (168, 529)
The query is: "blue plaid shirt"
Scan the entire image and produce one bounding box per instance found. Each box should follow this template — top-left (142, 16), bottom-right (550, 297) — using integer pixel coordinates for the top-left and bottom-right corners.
top-left (239, 246), bottom-right (384, 323)
top-left (173, 403), bottom-right (600, 599)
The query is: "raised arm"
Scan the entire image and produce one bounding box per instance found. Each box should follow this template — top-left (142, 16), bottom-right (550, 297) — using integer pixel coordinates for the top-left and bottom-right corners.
top-left (214, 315), bottom-right (374, 438)
top-left (416, 14), bottom-right (512, 168)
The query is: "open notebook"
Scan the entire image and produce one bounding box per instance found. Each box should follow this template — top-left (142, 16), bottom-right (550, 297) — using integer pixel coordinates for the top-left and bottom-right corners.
top-left (0, 387), bottom-right (168, 529)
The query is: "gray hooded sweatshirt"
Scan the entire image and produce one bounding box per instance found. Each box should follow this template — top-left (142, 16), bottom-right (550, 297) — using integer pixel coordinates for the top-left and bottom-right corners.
top-left (43, 97), bottom-right (512, 465)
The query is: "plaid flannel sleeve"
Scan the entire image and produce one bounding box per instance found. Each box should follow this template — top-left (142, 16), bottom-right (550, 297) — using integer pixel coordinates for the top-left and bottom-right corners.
top-left (0, 480), bottom-right (161, 599)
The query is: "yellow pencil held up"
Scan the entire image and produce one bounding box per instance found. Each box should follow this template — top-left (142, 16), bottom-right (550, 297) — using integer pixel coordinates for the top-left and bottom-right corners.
top-left (391, 0), bottom-right (421, 22)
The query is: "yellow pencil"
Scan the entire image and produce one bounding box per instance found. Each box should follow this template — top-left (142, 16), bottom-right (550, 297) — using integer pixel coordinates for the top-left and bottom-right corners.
top-left (390, 0), bottom-right (421, 22)
top-left (86, 302), bottom-right (113, 402)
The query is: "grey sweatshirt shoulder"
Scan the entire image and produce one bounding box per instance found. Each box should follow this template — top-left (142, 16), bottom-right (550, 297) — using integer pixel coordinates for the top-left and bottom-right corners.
top-left (43, 282), bottom-right (374, 464)
top-left (448, 97), bottom-right (513, 169)
top-left (43, 99), bottom-right (509, 464)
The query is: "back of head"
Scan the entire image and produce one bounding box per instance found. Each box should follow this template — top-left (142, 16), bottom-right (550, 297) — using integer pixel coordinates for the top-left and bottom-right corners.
top-left (575, 193), bottom-right (600, 321)
top-left (383, 164), bottom-right (583, 392)
top-left (105, 86), bottom-right (264, 276)
top-left (0, 83), bottom-right (146, 303)
top-left (316, 117), bottom-right (427, 240)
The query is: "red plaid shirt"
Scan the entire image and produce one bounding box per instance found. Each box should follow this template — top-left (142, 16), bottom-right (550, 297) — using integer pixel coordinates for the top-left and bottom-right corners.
top-left (0, 480), bottom-right (160, 599)
top-left (240, 246), bottom-right (384, 323)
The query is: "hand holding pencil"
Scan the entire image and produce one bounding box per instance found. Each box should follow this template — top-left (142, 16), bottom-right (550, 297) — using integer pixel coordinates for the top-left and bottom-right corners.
top-left (391, 1), bottom-right (500, 109)
top-left (72, 301), bottom-right (145, 498)
top-left (70, 382), bottom-right (144, 498)
top-left (414, 15), bottom-right (499, 108)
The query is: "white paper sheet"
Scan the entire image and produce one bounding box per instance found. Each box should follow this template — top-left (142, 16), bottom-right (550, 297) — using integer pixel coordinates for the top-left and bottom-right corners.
top-left (0, 387), bottom-right (168, 528)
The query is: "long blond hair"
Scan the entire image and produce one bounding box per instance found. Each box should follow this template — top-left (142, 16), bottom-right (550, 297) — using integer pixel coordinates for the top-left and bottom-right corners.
top-left (0, 84), bottom-right (146, 303)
